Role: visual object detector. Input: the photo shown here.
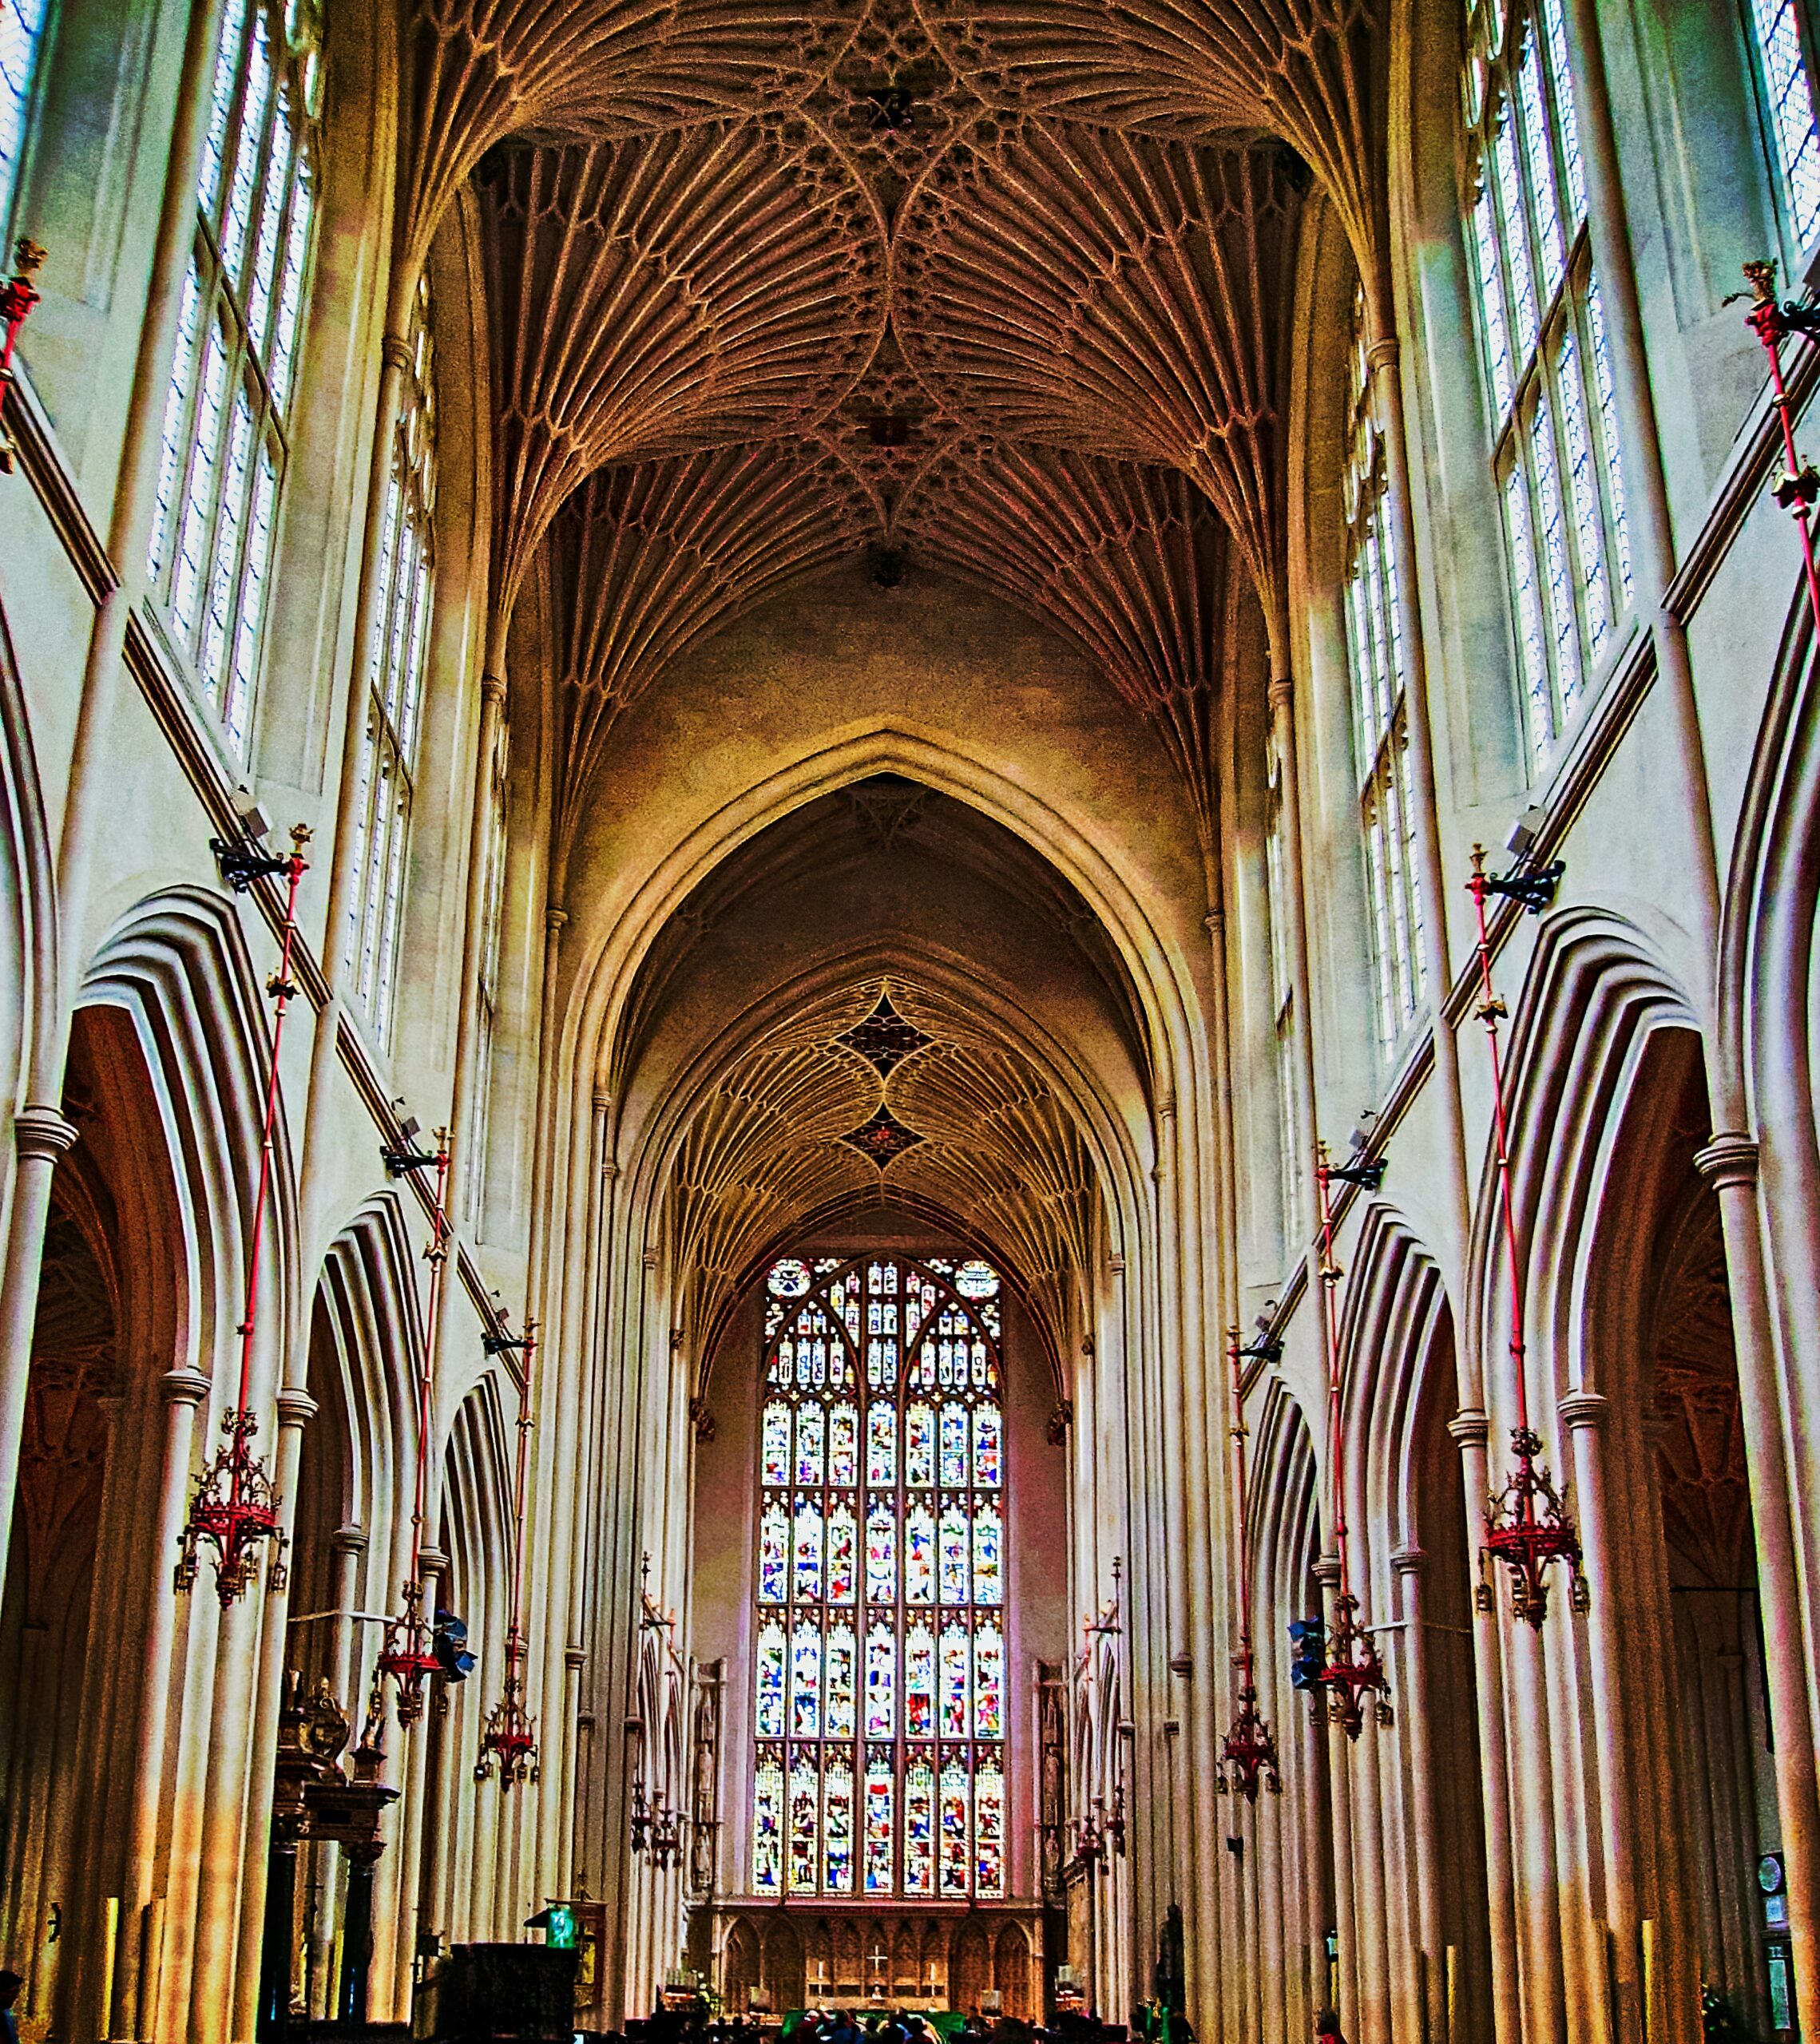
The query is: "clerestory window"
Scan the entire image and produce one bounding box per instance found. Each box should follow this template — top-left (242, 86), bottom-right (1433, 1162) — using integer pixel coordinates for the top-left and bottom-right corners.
top-left (1263, 736), bottom-right (1303, 1247)
top-left (345, 272), bottom-right (437, 1044)
top-left (0, 0), bottom-right (51, 240)
top-left (1342, 282), bottom-right (1426, 1056)
top-left (1747, 0), bottom-right (1820, 250)
top-left (147, 0), bottom-right (322, 756)
top-left (751, 1253), bottom-right (1008, 1903)
top-left (1462, 0), bottom-right (1632, 764)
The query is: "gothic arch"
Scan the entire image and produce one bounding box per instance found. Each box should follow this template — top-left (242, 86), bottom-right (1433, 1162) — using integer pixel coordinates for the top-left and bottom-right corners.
top-left (78, 887), bottom-right (302, 1400)
top-left (0, 593), bottom-right (56, 1125)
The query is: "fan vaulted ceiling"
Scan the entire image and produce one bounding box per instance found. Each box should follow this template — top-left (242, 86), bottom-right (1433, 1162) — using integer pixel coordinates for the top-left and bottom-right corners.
top-left (415, 0), bottom-right (1382, 1336)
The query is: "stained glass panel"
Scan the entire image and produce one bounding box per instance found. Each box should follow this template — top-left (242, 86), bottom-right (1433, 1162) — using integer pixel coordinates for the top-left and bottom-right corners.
top-left (904, 1758), bottom-right (935, 1896)
top-left (864, 1755), bottom-right (894, 1891)
top-left (762, 1402), bottom-right (791, 1487)
top-left (756, 1622), bottom-right (786, 1739)
top-left (975, 1621), bottom-right (1004, 1739)
top-left (753, 1749), bottom-right (785, 1894)
top-left (759, 1505), bottom-right (787, 1603)
top-left (791, 1622), bottom-right (822, 1738)
top-left (828, 1504), bottom-right (857, 1605)
top-left (751, 1252), bottom-right (1008, 1898)
top-left (939, 1761), bottom-right (970, 1895)
top-left (824, 1753), bottom-right (855, 1892)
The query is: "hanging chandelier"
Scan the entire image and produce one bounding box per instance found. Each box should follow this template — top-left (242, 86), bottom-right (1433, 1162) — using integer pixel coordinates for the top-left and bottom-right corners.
top-left (0, 236), bottom-right (46, 474)
top-left (176, 824), bottom-right (312, 1606)
top-left (377, 1134), bottom-right (453, 1720)
top-left (1735, 260), bottom-right (1820, 639)
top-left (1465, 846), bottom-right (1588, 1629)
top-left (1217, 1329), bottom-right (1281, 1800)
top-left (1309, 1143), bottom-right (1391, 1740)
top-left (477, 1317), bottom-right (541, 1788)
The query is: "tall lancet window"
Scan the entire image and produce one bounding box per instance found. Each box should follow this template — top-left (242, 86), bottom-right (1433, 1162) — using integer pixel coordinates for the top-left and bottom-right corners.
top-left (147, 0), bottom-right (323, 755)
top-left (345, 272), bottom-right (437, 1042)
top-left (1747, 0), bottom-right (1820, 248)
top-left (752, 1253), bottom-right (1007, 1903)
top-left (1263, 734), bottom-right (1303, 1248)
top-left (1342, 281), bottom-right (1425, 1056)
top-left (1462, 0), bottom-right (1631, 762)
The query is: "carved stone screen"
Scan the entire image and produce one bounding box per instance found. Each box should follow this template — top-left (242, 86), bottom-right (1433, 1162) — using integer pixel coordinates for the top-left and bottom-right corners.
top-left (751, 1253), bottom-right (1007, 1901)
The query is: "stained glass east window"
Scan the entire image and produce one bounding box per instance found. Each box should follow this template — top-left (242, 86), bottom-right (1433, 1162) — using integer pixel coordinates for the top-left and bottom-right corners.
top-left (751, 1253), bottom-right (1008, 1902)
top-left (0, 0), bottom-right (50, 241)
top-left (1461, 0), bottom-right (1631, 764)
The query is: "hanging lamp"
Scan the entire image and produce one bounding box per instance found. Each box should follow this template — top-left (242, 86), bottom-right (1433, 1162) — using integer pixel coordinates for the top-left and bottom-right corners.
top-left (1735, 260), bottom-right (1820, 639)
top-left (1465, 848), bottom-right (1588, 1627)
top-left (1310, 1146), bottom-right (1392, 1739)
top-left (1217, 1327), bottom-right (1282, 1799)
top-left (377, 1134), bottom-right (453, 1720)
top-left (477, 1317), bottom-right (540, 1787)
top-left (176, 825), bottom-right (312, 1605)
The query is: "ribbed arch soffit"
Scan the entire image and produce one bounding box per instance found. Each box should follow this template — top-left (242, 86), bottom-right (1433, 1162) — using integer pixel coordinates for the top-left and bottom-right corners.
top-left (654, 975), bottom-right (1102, 1391)
top-left (397, 0), bottom-right (867, 283)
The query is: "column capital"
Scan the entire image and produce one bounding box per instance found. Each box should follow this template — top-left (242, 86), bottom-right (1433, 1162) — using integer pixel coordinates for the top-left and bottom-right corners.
top-left (1390, 1546), bottom-right (1425, 1576)
top-left (1313, 1553), bottom-right (1342, 1589)
top-left (565, 1646), bottom-right (588, 1671)
top-left (331, 1523), bottom-right (369, 1557)
top-left (545, 905), bottom-right (569, 934)
top-left (1558, 1388), bottom-right (1609, 1432)
top-left (1695, 1131), bottom-right (1759, 1190)
top-left (275, 1387), bottom-right (319, 1429)
top-left (417, 1545), bottom-right (448, 1581)
top-left (1447, 1406), bottom-right (1490, 1449)
top-left (14, 1103), bottom-right (77, 1160)
top-left (480, 671), bottom-right (507, 707)
top-left (1267, 675), bottom-right (1295, 714)
top-left (160, 1367), bottom-right (211, 1408)
top-left (380, 333), bottom-right (414, 374)
top-left (1366, 337), bottom-right (1402, 374)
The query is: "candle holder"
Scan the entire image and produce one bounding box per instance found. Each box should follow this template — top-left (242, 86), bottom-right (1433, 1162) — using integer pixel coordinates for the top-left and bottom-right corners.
top-left (0, 237), bottom-right (46, 474)
top-left (376, 1577), bottom-right (441, 1723)
top-left (475, 1630), bottom-right (539, 1788)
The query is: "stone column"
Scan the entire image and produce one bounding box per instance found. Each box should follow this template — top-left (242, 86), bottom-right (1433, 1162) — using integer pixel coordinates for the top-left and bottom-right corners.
top-left (1560, 1390), bottom-right (1639, 2041)
top-left (307, 1525), bottom-right (367, 2018)
top-left (1392, 1548), bottom-right (1445, 2044)
top-left (1448, 1408), bottom-right (1522, 2044)
top-left (1696, 1134), bottom-right (1820, 2040)
top-left (1314, 1555), bottom-right (1359, 2038)
top-left (110, 1366), bottom-right (210, 2039)
top-left (232, 1386), bottom-right (317, 2042)
top-left (387, 1544), bottom-right (446, 2014)
top-left (0, 1104), bottom-right (77, 1591)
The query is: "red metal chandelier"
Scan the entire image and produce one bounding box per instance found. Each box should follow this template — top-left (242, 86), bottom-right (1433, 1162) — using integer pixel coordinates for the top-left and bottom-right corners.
top-left (176, 825), bottom-right (312, 1606)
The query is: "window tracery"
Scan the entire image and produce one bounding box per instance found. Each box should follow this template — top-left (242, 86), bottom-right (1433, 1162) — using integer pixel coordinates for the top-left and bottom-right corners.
top-left (1747, 0), bottom-right (1820, 248)
top-left (0, 0), bottom-right (50, 238)
top-left (752, 1251), bottom-right (1007, 1903)
top-left (346, 272), bottom-right (437, 1041)
top-left (1461, 0), bottom-right (1630, 763)
top-left (1342, 282), bottom-right (1425, 1056)
top-left (148, 0), bottom-right (322, 755)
